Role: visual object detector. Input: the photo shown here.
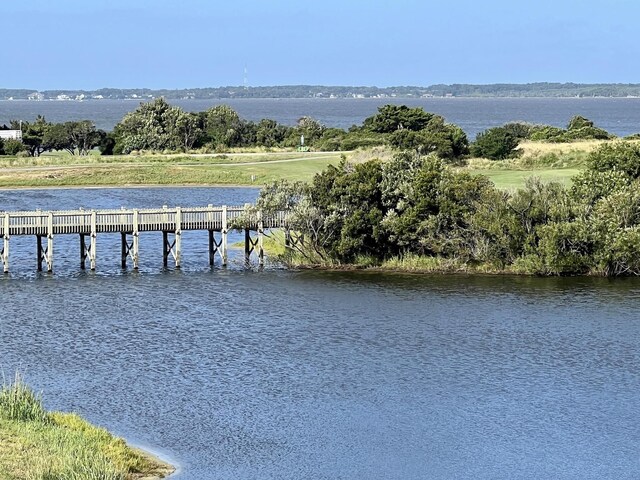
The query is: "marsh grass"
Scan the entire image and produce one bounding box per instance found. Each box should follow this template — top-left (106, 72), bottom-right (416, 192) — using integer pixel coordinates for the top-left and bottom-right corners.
top-left (381, 254), bottom-right (473, 272)
top-left (0, 375), bottom-right (172, 480)
top-left (0, 373), bottom-right (48, 424)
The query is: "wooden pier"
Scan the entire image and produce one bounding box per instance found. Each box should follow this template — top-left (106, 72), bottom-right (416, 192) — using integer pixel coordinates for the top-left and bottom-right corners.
top-left (0, 205), bottom-right (286, 273)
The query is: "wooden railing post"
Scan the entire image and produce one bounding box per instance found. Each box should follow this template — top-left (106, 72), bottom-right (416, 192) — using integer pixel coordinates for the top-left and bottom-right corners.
top-left (175, 207), bottom-right (181, 268)
top-left (2, 213), bottom-right (9, 274)
top-left (221, 205), bottom-right (228, 267)
top-left (46, 212), bottom-right (54, 272)
top-left (132, 209), bottom-right (139, 269)
top-left (90, 210), bottom-right (97, 270)
top-left (258, 210), bottom-right (264, 267)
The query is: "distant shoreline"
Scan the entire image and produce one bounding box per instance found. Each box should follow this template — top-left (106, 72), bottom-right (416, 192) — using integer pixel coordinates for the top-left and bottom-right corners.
top-left (4, 83), bottom-right (640, 101)
top-left (3, 95), bottom-right (640, 101)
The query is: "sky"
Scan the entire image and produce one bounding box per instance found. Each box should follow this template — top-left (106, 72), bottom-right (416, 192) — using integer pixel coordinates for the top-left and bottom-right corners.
top-left (2, 0), bottom-right (640, 90)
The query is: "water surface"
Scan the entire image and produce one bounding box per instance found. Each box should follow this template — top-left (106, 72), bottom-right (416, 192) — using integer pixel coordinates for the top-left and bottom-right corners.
top-left (2, 97), bottom-right (640, 138)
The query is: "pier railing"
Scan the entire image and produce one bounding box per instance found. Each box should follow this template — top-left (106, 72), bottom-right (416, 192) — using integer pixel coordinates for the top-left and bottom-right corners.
top-left (0, 205), bottom-right (287, 273)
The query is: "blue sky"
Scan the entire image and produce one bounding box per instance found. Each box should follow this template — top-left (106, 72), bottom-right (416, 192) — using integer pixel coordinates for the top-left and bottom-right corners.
top-left (2, 0), bottom-right (639, 89)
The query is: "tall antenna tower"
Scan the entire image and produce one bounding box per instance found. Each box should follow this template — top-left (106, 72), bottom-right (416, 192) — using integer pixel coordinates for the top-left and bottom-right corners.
top-left (243, 65), bottom-right (248, 90)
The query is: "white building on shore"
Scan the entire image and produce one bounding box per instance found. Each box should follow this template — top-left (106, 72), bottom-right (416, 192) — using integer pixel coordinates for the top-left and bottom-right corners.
top-left (28, 92), bottom-right (45, 101)
top-left (0, 130), bottom-right (23, 141)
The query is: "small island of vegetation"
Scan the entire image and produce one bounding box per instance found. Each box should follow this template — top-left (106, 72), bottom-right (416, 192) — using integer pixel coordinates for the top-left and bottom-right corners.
top-left (0, 374), bottom-right (174, 480)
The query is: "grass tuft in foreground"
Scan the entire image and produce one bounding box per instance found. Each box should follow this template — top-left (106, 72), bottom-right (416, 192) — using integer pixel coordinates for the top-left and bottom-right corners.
top-left (0, 375), bottom-right (173, 480)
top-left (0, 373), bottom-right (49, 424)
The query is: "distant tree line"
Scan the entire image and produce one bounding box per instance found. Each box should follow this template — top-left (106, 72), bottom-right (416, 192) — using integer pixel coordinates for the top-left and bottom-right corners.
top-left (254, 141), bottom-right (640, 276)
top-left (6, 83), bottom-right (640, 100)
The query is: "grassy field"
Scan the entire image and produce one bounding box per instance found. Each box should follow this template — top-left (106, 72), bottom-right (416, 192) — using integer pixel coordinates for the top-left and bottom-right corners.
top-left (470, 168), bottom-right (580, 189)
top-left (0, 152), bottom-right (342, 188)
top-left (0, 375), bottom-right (173, 479)
top-left (459, 139), bottom-right (616, 188)
top-left (0, 140), bottom-right (610, 190)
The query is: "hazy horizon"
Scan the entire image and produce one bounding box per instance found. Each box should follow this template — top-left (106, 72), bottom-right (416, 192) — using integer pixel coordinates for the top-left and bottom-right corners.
top-left (2, 0), bottom-right (639, 90)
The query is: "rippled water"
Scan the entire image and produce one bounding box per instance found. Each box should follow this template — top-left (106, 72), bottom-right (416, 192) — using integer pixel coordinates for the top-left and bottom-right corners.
top-left (2, 189), bottom-right (640, 479)
top-left (2, 97), bottom-right (640, 138)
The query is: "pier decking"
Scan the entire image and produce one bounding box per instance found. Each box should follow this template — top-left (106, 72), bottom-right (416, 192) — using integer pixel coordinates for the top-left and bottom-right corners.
top-left (0, 205), bottom-right (286, 273)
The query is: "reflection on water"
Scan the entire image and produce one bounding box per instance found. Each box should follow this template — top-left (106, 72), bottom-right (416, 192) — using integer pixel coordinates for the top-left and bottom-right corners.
top-left (2, 189), bottom-right (640, 479)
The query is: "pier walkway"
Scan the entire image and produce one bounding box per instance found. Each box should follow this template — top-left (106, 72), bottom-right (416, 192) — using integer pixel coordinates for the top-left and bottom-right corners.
top-left (0, 205), bottom-right (286, 273)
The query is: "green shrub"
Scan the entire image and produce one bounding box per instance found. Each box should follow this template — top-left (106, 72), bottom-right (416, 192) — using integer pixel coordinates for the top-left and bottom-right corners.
top-left (471, 127), bottom-right (521, 160)
top-left (4, 139), bottom-right (27, 155)
top-left (537, 221), bottom-right (594, 275)
top-left (586, 141), bottom-right (640, 178)
top-left (530, 125), bottom-right (567, 142)
top-left (567, 115), bottom-right (594, 130)
top-left (502, 122), bottom-right (534, 140)
top-left (529, 117), bottom-right (612, 142)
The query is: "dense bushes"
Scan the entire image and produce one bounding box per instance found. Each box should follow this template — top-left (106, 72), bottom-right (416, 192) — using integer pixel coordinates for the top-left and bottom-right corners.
top-left (470, 116), bottom-right (616, 160)
top-left (529, 115), bottom-right (613, 142)
top-left (0, 138), bottom-right (27, 155)
top-left (257, 141), bottom-right (640, 276)
top-left (471, 127), bottom-right (521, 160)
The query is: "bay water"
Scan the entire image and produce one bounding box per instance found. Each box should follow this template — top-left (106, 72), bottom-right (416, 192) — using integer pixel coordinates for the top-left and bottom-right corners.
top-left (2, 97), bottom-right (640, 138)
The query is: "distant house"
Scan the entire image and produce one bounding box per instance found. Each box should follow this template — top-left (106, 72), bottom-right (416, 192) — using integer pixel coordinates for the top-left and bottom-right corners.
top-left (28, 92), bottom-right (45, 101)
top-left (0, 130), bottom-right (23, 141)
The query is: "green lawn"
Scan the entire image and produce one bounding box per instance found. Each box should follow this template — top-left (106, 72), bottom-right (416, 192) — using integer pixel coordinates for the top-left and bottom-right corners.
top-left (0, 154), bottom-right (342, 188)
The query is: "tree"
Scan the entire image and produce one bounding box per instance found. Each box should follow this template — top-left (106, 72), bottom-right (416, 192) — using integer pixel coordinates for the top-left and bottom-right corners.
top-left (42, 123), bottom-right (72, 153)
top-left (363, 105), bottom-right (434, 133)
top-left (537, 221), bottom-right (594, 275)
top-left (11, 116), bottom-right (49, 157)
top-left (69, 121), bottom-right (103, 155)
top-left (567, 115), bottom-right (594, 130)
top-left (113, 98), bottom-right (184, 153)
top-left (289, 116), bottom-right (325, 148)
top-left (529, 125), bottom-right (567, 142)
top-left (471, 127), bottom-right (520, 160)
top-left (502, 122), bottom-right (533, 140)
top-left (204, 105), bottom-right (245, 148)
top-left (42, 121), bottom-right (103, 155)
top-left (256, 119), bottom-right (290, 147)
top-left (387, 116), bottom-right (468, 160)
top-left (529, 117), bottom-right (612, 143)
top-left (173, 111), bottom-right (203, 151)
